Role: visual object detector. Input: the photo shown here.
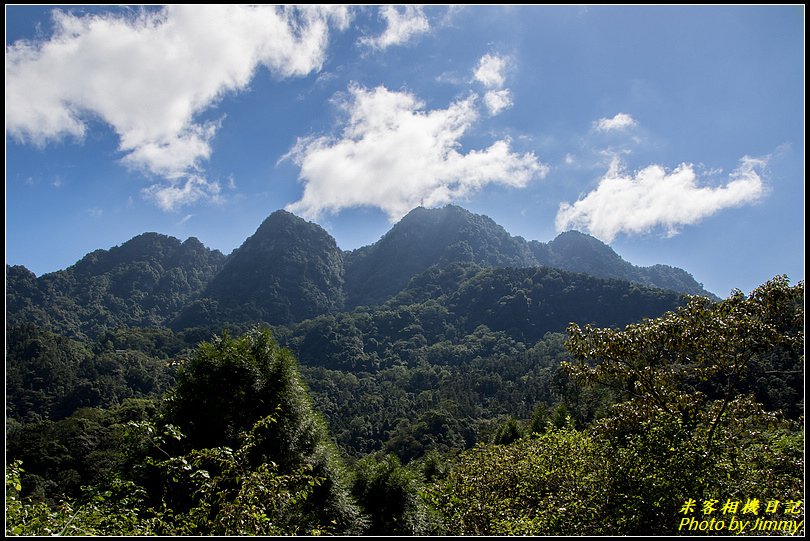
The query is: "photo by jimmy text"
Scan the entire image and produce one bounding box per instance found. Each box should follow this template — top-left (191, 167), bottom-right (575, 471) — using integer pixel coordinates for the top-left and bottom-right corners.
top-left (678, 498), bottom-right (804, 535)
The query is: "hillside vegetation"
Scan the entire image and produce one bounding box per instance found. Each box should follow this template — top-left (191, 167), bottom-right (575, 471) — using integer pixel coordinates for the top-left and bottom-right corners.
top-left (6, 207), bottom-right (801, 536)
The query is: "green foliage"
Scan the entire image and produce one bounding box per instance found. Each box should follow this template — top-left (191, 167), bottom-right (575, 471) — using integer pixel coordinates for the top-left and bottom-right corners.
top-left (135, 416), bottom-right (331, 535)
top-left (444, 266), bottom-right (684, 343)
top-left (6, 325), bottom-right (174, 422)
top-left (285, 265), bottom-right (684, 370)
top-left (176, 210), bottom-right (345, 327)
top-left (351, 454), bottom-right (426, 535)
top-left (596, 397), bottom-right (803, 534)
top-left (6, 326), bottom-right (368, 536)
top-left (166, 326), bottom-right (365, 534)
top-left (6, 459), bottom-right (152, 536)
top-left (7, 399), bottom-right (159, 502)
top-left (493, 417), bottom-right (523, 445)
top-left (561, 275), bottom-right (805, 533)
top-left (417, 449), bottom-right (450, 483)
top-left (564, 276), bottom-right (804, 426)
top-left (92, 326), bottom-right (189, 359)
top-left (278, 261), bottom-right (685, 459)
top-left (6, 416), bottom-right (333, 536)
top-left (423, 276), bottom-right (803, 536)
top-left (5, 325), bottom-right (89, 421)
top-left (529, 402), bottom-right (551, 435)
top-left (301, 332), bottom-right (570, 460)
top-left (6, 234), bottom-right (225, 339)
top-left (426, 429), bottom-right (615, 535)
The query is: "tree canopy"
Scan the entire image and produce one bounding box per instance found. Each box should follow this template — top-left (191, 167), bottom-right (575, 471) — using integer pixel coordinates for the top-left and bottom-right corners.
top-left (6, 248), bottom-right (802, 536)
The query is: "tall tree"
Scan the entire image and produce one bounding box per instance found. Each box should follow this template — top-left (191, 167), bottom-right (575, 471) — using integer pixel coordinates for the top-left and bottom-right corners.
top-left (166, 326), bottom-right (365, 534)
top-left (563, 275), bottom-right (804, 533)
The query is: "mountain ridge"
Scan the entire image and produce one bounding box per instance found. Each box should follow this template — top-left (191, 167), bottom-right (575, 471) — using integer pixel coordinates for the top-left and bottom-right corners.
top-left (6, 232), bottom-right (226, 338)
top-left (344, 205), bottom-right (715, 304)
top-left (6, 205), bottom-right (716, 338)
top-left (344, 205), bottom-right (538, 307)
top-left (173, 210), bottom-right (345, 327)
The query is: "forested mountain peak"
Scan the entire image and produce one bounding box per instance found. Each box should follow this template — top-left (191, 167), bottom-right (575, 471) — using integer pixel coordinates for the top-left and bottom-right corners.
top-left (6, 233), bottom-right (226, 338)
top-left (253, 208), bottom-right (314, 237)
top-left (342, 205), bottom-right (714, 306)
top-left (69, 232), bottom-right (224, 277)
top-left (343, 205), bottom-right (537, 307)
top-left (548, 230), bottom-right (623, 260)
top-left (180, 235), bottom-right (207, 250)
top-left (377, 205), bottom-right (535, 267)
top-left (8, 204), bottom-right (716, 336)
top-left (7, 263), bottom-right (37, 280)
top-left (531, 230), bottom-right (714, 298)
top-left (174, 209), bottom-right (345, 327)
top-left (531, 230), bottom-right (639, 280)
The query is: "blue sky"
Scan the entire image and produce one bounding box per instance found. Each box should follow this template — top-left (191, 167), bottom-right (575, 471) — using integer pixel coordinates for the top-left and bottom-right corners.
top-left (5, 5), bottom-right (804, 297)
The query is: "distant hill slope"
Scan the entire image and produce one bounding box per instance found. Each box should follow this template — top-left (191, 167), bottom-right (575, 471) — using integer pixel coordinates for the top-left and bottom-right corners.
top-left (530, 230), bottom-right (714, 298)
top-left (344, 205), bottom-right (715, 307)
top-left (7, 205), bottom-right (715, 337)
top-left (172, 210), bottom-right (345, 328)
top-left (6, 233), bottom-right (225, 338)
top-left (343, 205), bottom-right (537, 308)
top-left (282, 262), bottom-right (686, 371)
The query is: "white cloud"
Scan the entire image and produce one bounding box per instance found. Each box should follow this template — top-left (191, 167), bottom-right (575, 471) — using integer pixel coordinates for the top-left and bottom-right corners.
top-left (473, 53), bottom-right (508, 89)
top-left (475, 54), bottom-right (513, 116)
top-left (555, 156), bottom-right (767, 242)
top-left (142, 175), bottom-right (222, 211)
top-left (121, 123), bottom-right (218, 179)
top-left (360, 5), bottom-right (429, 50)
top-left (5, 5), bottom-right (350, 207)
top-left (283, 84), bottom-right (547, 221)
top-left (483, 89), bottom-right (513, 116)
top-left (593, 112), bottom-right (638, 132)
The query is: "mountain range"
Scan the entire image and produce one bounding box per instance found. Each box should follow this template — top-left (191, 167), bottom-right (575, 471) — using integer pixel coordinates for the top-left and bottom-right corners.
top-left (6, 205), bottom-right (715, 339)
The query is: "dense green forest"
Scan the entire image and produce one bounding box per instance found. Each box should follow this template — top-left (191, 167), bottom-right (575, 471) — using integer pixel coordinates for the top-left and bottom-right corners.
top-left (5, 207), bottom-right (803, 535)
top-left (6, 277), bottom-right (804, 535)
top-left (7, 234), bottom-right (225, 339)
top-left (7, 206), bottom-right (716, 339)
